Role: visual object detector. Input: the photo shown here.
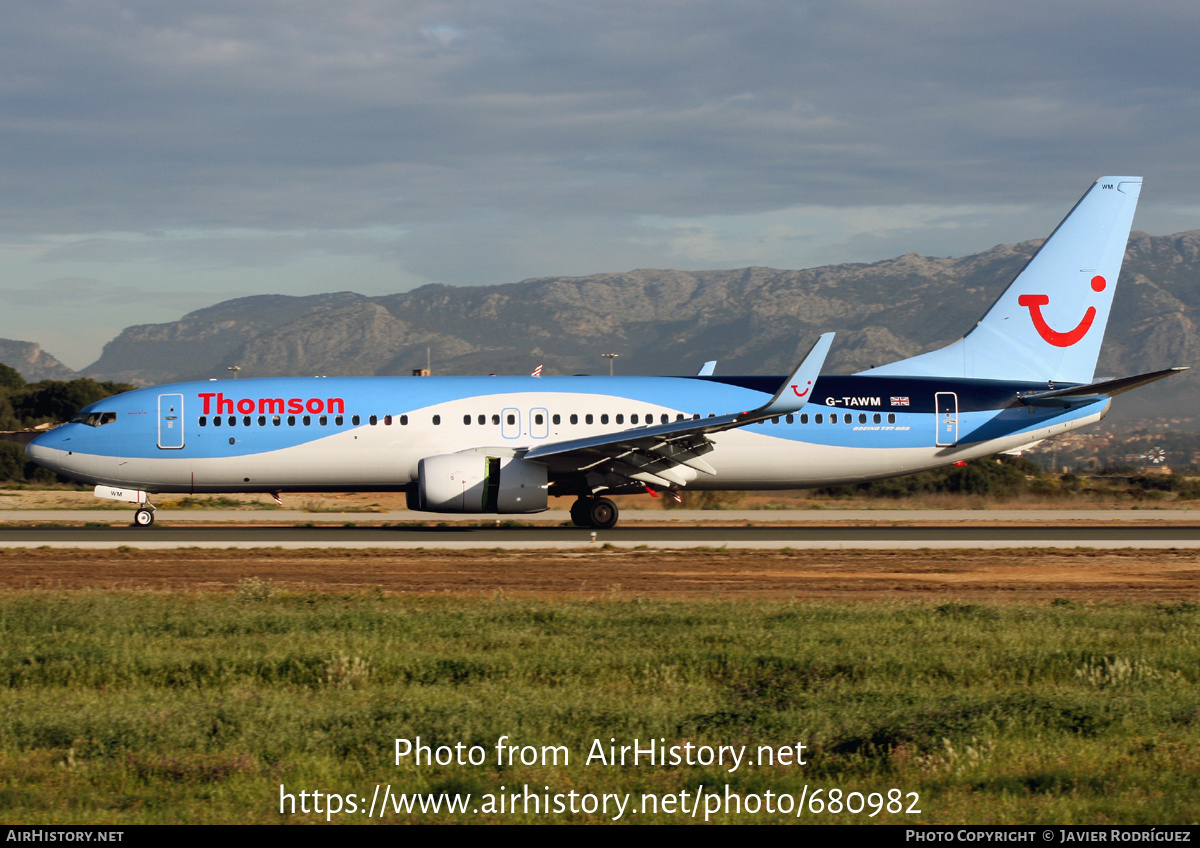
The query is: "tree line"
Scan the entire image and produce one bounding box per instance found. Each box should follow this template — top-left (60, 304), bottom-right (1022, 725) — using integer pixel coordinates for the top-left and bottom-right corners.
top-left (0, 363), bottom-right (133, 482)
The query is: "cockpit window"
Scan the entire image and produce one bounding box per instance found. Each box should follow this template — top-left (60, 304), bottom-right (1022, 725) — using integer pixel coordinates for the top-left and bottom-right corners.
top-left (71, 411), bottom-right (117, 427)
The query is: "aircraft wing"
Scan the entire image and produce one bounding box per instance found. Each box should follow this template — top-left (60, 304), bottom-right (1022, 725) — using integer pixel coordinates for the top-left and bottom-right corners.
top-left (522, 334), bottom-right (834, 488)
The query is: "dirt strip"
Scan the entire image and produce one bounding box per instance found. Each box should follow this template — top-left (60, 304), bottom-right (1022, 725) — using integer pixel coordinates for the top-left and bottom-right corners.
top-left (2, 547), bottom-right (1198, 602)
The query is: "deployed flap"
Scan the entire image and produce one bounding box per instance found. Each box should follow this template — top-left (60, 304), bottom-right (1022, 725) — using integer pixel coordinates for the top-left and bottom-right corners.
top-left (1019, 366), bottom-right (1188, 406)
top-left (523, 334), bottom-right (834, 486)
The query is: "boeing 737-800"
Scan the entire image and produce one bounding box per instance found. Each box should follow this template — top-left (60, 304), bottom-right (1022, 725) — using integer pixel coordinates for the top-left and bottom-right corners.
top-left (25, 176), bottom-right (1185, 528)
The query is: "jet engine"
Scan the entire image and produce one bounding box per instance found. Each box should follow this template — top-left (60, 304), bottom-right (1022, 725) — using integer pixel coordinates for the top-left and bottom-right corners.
top-left (408, 453), bottom-right (548, 513)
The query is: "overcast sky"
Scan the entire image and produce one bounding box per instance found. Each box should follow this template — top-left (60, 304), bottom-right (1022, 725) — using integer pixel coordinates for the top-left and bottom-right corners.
top-left (3, 1), bottom-right (1199, 368)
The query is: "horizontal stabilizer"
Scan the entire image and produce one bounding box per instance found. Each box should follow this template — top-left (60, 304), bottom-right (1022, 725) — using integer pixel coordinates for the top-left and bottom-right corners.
top-left (1019, 366), bottom-right (1188, 406)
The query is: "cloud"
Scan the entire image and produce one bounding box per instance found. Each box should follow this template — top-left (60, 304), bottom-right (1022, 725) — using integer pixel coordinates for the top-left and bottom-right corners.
top-left (0, 275), bottom-right (236, 311)
top-left (3, 1), bottom-right (1198, 237)
top-left (2, 1), bottom-right (1200, 363)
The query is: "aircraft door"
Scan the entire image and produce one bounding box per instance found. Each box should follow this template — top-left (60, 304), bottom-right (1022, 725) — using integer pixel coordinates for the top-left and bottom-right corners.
top-left (158, 393), bottom-right (185, 449)
top-left (501, 407), bottom-right (521, 439)
top-left (530, 407), bottom-right (549, 439)
top-left (935, 392), bottom-right (958, 446)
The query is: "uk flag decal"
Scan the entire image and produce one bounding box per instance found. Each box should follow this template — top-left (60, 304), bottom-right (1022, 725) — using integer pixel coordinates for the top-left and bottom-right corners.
top-left (890, 396), bottom-right (910, 406)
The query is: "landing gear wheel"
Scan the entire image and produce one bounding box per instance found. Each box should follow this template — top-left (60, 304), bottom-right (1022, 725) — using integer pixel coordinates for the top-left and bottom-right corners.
top-left (569, 498), bottom-right (592, 528)
top-left (587, 497), bottom-right (619, 530)
top-left (133, 508), bottom-right (155, 527)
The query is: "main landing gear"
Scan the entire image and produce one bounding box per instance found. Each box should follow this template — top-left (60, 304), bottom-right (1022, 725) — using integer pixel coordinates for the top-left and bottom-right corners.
top-left (570, 496), bottom-right (619, 530)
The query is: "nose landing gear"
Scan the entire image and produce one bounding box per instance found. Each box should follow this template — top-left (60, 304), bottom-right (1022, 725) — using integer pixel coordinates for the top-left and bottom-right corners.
top-left (133, 505), bottom-right (156, 527)
top-left (569, 496), bottom-right (619, 530)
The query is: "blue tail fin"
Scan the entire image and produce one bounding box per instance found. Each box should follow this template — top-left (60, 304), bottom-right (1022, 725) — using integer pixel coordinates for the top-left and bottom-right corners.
top-left (861, 176), bottom-right (1142, 384)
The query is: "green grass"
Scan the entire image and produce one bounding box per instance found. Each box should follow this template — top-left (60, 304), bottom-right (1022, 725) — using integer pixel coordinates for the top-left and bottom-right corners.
top-left (1, 591), bottom-right (1198, 823)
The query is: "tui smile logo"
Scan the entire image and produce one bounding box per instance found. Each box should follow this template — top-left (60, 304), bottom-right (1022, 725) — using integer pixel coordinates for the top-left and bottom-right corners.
top-left (1017, 275), bottom-right (1106, 347)
top-left (791, 381), bottom-right (811, 398)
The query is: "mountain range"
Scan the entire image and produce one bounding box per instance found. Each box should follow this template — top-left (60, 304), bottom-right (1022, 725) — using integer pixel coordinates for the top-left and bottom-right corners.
top-left (3, 230), bottom-right (1196, 429)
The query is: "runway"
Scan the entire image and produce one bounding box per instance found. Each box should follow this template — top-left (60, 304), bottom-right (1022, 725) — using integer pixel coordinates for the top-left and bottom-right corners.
top-left (2, 515), bottom-right (1200, 549)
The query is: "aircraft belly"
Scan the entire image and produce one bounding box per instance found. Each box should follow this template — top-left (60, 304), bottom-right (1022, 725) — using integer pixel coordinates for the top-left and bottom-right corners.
top-left (693, 408), bottom-right (1105, 488)
top-left (34, 448), bottom-right (193, 491)
top-left (190, 432), bottom-right (422, 489)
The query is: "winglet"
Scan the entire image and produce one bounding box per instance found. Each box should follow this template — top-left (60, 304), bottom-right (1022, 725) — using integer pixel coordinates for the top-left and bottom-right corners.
top-left (697, 360), bottom-right (717, 377)
top-left (755, 332), bottom-right (835, 417)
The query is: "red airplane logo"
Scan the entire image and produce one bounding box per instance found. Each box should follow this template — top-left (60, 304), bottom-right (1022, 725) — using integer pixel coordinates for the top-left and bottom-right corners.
top-left (1018, 275), bottom-right (1106, 347)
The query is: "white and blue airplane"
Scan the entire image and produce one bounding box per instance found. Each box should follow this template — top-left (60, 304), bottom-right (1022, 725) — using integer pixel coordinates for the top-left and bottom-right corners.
top-left (25, 176), bottom-right (1185, 528)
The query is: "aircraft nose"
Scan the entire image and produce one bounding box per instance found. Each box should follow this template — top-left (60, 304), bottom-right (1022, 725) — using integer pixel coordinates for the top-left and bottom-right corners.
top-left (25, 430), bottom-right (62, 470)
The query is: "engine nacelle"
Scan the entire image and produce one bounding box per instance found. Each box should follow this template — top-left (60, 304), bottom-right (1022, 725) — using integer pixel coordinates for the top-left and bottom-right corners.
top-left (408, 454), bottom-right (548, 514)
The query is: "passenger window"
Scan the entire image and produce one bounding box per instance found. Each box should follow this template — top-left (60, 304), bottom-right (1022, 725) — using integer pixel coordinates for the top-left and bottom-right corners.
top-left (258, 415), bottom-right (266, 426)
top-left (335, 415), bottom-right (343, 425)
top-left (351, 415), bottom-right (360, 426)
top-left (631, 414), bottom-right (639, 424)
top-left (570, 414), bottom-right (578, 425)
top-left (800, 414), bottom-right (808, 424)
top-left (401, 415), bottom-right (408, 425)
top-left (288, 415), bottom-right (296, 426)
top-left (585, 414), bottom-right (594, 424)
top-left (320, 415), bottom-right (328, 426)
top-left (815, 414), bottom-right (823, 424)
top-left (888, 413), bottom-right (896, 424)
top-left (873, 413), bottom-right (881, 424)
top-left (676, 414), bottom-right (684, 421)
top-left (772, 416), bottom-right (779, 424)
top-left (227, 416), bottom-right (236, 426)
top-left (369, 415), bottom-right (377, 425)
top-left (492, 414), bottom-right (500, 425)
top-left (535, 413), bottom-right (544, 425)
top-left (478, 415), bottom-right (486, 425)
top-left (661, 414), bottom-right (669, 424)
top-left (384, 415), bottom-right (392, 425)
top-left (858, 413), bottom-right (866, 424)
top-left (506, 414), bottom-right (515, 425)
top-left (243, 416), bottom-right (252, 426)
top-left (786, 414), bottom-right (794, 424)
top-left (615, 414), bottom-right (623, 425)
top-left (463, 414), bottom-right (471, 425)
top-left (433, 415), bottom-right (441, 425)
top-left (273, 415), bottom-right (282, 426)
top-left (552, 414), bottom-right (561, 425)
top-left (601, 414), bottom-right (609, 424)
top-left (213, 416), bottom-right (222, 427)
top-left (303, 415), bottom-right (311, 426)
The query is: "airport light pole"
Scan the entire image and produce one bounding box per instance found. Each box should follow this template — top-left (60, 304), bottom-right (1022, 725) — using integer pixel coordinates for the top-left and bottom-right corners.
top-left (602, 353), bottom-right (619, 376)
top-left (226, 366), bottom-right (242, 379)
